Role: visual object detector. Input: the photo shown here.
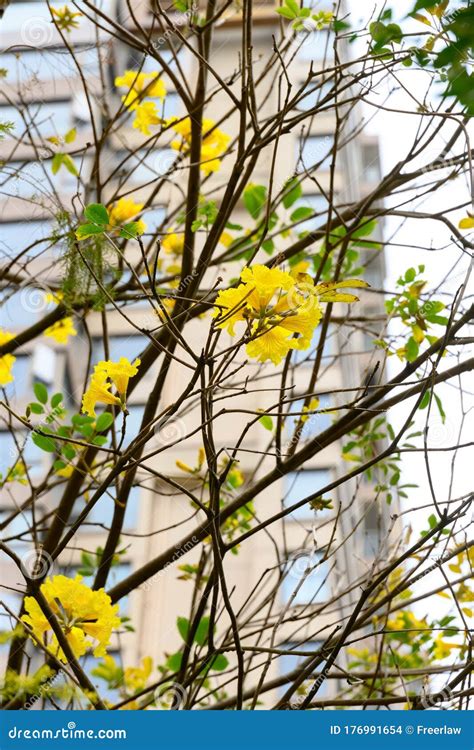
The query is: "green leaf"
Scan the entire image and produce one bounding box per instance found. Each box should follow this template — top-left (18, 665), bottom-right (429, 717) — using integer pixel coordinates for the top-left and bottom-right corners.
top-left (51, 393), bottom-right (63, 409)
top-left (290, 206), bottom-right (314, 222)
top-left (62, 444), bottom-right (76, 460)
top-left (276, 6), bottom-right (297, 19)
top-left (29, 403), bottom-right (44, 414)
top-left (177, 616), bottom-right (189, 642)
top-left (419, 391), bottom-right (430, 410)
top-left (434, 393), bottom-right (446, 424)
top-left (195, 616), bottom-right (211, 647)
top-left (75, 224), bottom-right (105, 241)
top-left (406, 337), bottom-right (419, 362)
top-left (32, 432), bottom-right (56, 453)
top-left (92, 435), bottom-right (108, 446)
top-left (119, 221), bottom-right (143, 239)
top-left (84, 203), bottom-right (109, 226)
top-left (33, 381), bottom-right (48, 404)
top-left (96, 412), bottom-right (114, 432)
top-left (51, 153), bottom-right (63, 175)
top-left (282, 177), bottom-right (302, 208)
top-left (243, 184), bottom-right (267, 220)
top-left (65, 127), bottom-right (77, 144)
top-left (166, 652), bottom-right (183, 672)
top-left (61, 154), bottom-right (79, 177)
top-left (259, 414), bottom-right (273, 431)
top-left (210, 653), bottom-right (229, 671)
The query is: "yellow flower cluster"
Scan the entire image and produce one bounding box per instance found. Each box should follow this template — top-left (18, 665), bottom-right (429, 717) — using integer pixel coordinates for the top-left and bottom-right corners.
top-left (22, 575), bottom-right (120, 663)
top-left (108, 197), bottom-right (147, 235)
top-left (82, 357), bottom-right (141, 417)
top-left (214, 265), bottom-right (367, 364)
top-left (44, 317), bottom-right (77, 345)
top-left (0, 329), bottom-right (15, 386)
top-left (169, 117), bottom-right (230, 174)
top-left (115, 70), bottom-right (166, 135)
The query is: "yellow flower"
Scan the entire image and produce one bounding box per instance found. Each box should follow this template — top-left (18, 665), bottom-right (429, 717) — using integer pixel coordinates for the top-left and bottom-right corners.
top-left (214, 267), bottom-right (367, 364)
top-left (169, 117), bottom-right (230, 174)
top-left (432, 636), bottom-right (461, 660)
top-left (22, 574), bottom-right (120, 663)
top-left (82, 370), bottom-right (121, 417)
top-left (96, 357), bottom-right (140, 398)
top-left (109, 198), bottom-right (147, 234)
top-left (219, 231), bottom-right (234, 247)
top-left (51, 6), bottom-right (82, 31)
top-left (458, 215), bottom-right (474, 229)
top-left (132, 101), bottom-right (161, 136)
top-left (0, 329), bottom-right (15, 386)
top-left (162, 232), bottom-right (184, 255)
top-left (44, 317), bottom-right (77, 345)
top-left (124, 656), bottom-right (153, 692)
top-left (301, 397), bottom-right (320, 423)
top-left (115, 70), bottom-right (166, 114)
top-left (176, 459), bottom-right (195, 474)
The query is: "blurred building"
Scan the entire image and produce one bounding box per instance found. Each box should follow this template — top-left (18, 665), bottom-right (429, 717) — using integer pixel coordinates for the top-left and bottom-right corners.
top-left (0, 1), bottom-right (394, 706)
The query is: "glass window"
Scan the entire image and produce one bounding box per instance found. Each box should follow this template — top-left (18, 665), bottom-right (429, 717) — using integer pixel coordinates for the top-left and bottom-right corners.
top-left (293, 193), bottom-right (329, 233)
top-left (0, 431), bottom-right (42, 477)
top-left (5, 355), bottom-right (31, 399)
top-left (292, 324), bottom-right (335, 364)
top-left (299, 134), bottom-right (334, 172)
top-left (295, 79), bottom-right (334, 111)
top-left (296, 31), bottom-right (335, 62)
top-left (281, 550), bottom-right (330, 605)
top-left (143, 206), bottom-right (166, 234)
top-left (363, 503), bottom-right (381, 557)
top-left (121, 404), bottom-right (145, 448)
top-left (286, 393), bottom-right (332, 437)
top-left (118, 148), bottom-right (177, 183)
top-left (75, 485), bottom-right (141, 531)
top-left (0, 507), bottom-right (36, 552)
top-left (1, 47), bottom-right (100, 85)
top-left (278, 640), bottom-right (329, 698)
top-left (283, 469), bottom-right (332, 521)
top-left (92, 335), bottom-right (146, 364)
top-left (0, 101), bottom-right (71, 138)
top-left (6, 218), bottom-right (54, 259)
top-left (0, 291), bottom-right (43, 329)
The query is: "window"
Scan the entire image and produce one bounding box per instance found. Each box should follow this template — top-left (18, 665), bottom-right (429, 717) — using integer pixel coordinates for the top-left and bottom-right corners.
top-left (5, 355), bottom-right (31, 399)
top-left (281, 550), bottom-right (330, 605)
top-left (1, 48), bottom-right (100, 85)
top-left (0, 291), bottom-right (42, 329)
top-left (283, 469), bottom-right (332, 521)
top-left (118, 148), bottom-right (177, 183)
top-left (92, 335), bottom-right (146, 364)
top-left (295, 79), bottom-right (334, 112)
top-left (363, 503), bottom-right (381, 557)
top-left (143, 206), bottom-right (167, 234)
top-left (299, 134), bottom-right (334, 172)
top-left (293, 193), bottom-right (329, 233)
top-left (0, 431), bottom-right (42, 477)
top-left (121, 404), bottom-right (145, 448)
top-left (0, 507), bottom-right (38, 553)
top-left (286, 394), bottom-right (332, 437)
top-left (292, 324), bottom-right (335, 365)
top-left (279, 640), bottom-right (329, 698)
top-left (296, 31), bottom-right (335, 62)
top-left (0, 101), bottom-right (71, 138)
top-left (74, 485), bottom-right (141, 531)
